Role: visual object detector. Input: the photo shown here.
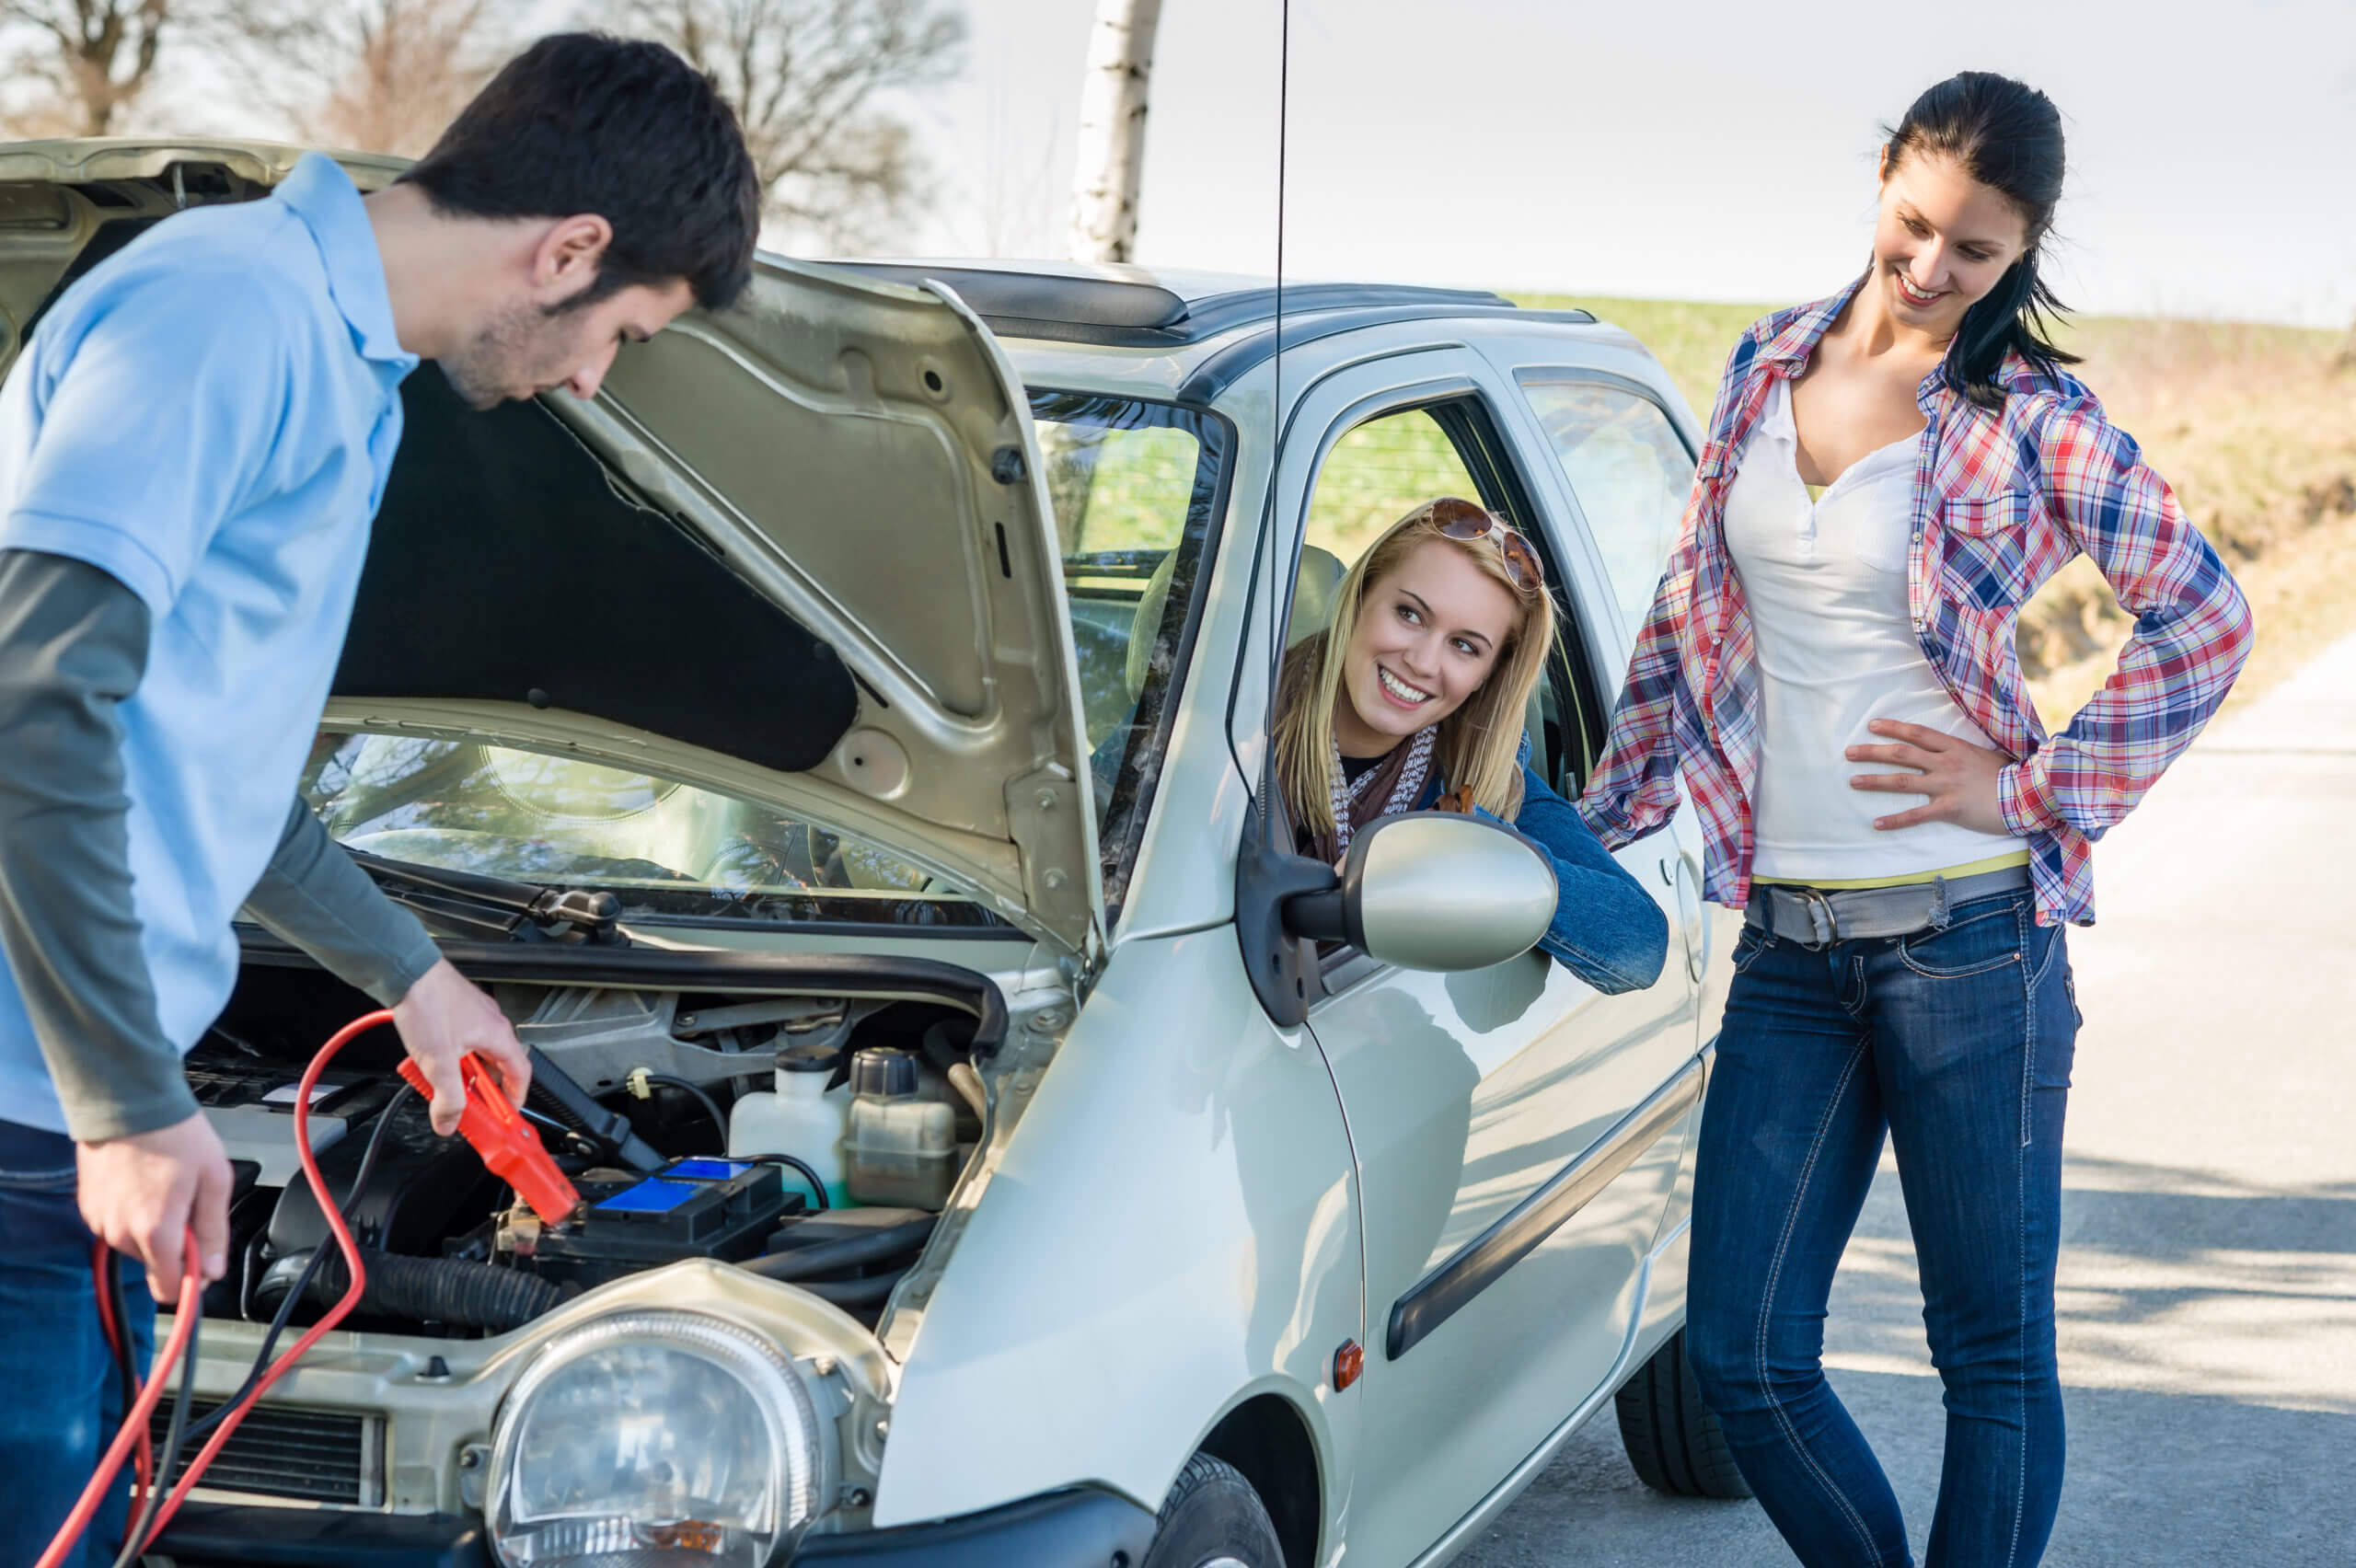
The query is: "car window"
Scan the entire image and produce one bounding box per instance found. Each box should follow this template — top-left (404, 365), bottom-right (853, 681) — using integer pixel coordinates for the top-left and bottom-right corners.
top-left (1516, 375), bottom-right (1693, 633)
top-left (301, 731), bottom-right (1007, 930)
top-left (1302, 407), bottom-right (1483, 565)
top-left (1034, 391), bottom-right (1230, 913)
top-left (1285, 395), bottom-right (1591, 816)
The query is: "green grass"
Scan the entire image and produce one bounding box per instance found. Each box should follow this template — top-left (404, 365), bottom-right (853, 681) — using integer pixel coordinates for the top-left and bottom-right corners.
top-left (1510, 293), bottom-right (1773, 419)
top-left (1301, 409), bottom-right (1482, 562)
top-left (1039, 420), bottom-right (1202, 559)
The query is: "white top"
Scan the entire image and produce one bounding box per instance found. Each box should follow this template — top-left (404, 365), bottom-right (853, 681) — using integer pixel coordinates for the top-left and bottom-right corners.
top-left (1721, 375), bottom-right (2020, 882)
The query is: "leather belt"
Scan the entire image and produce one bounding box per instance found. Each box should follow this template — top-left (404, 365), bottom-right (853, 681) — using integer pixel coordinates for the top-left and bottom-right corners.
top-left (1743, 862), bottom-right (2031, 947)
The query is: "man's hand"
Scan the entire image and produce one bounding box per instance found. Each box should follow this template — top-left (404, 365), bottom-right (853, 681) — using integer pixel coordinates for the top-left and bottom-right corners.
top-left (1847, 720), bottom-right (2014, 836)
top-left (392, 959), bottom-right (531, 1136)
top-left (77, 1112), bottom-right (233, 1302)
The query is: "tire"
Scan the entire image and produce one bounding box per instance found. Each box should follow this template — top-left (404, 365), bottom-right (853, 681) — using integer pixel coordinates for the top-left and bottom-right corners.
top-left (1614, 1328), bottom-right (1752, 1499)
top-left (1140, 1452), bottom-right (1287, 1568)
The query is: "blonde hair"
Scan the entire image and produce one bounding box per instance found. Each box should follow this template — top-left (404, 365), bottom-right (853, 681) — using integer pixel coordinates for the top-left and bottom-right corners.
top-left (1273, 499), bottom-right (1555, 839)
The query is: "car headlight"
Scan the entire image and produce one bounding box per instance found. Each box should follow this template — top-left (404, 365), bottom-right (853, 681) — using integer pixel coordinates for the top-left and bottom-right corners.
top-left (487, 1309), bottom-right (826, 1567)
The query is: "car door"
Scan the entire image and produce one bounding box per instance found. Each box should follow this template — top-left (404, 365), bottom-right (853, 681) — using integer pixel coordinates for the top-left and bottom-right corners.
top-left (1502, 360), bottom-right (1734, 1028)
top-left (1261, 345), bottom-right (1704, 1564)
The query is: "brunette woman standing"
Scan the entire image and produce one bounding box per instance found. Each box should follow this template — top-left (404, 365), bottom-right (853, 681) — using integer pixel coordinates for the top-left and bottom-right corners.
top-left (1577, 73), bottom-right (2252, 1567)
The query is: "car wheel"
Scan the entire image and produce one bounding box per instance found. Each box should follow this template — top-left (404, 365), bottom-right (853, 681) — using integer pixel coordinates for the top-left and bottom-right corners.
top-left (1614, 1327), bottom-right (1752, 1499)
top-left (1140, 1452), bottom-right (1287, 1568)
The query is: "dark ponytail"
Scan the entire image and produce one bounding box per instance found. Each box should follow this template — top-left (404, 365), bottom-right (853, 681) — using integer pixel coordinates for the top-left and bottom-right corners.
top-left (1884, 72), bottom-right (2080, 409)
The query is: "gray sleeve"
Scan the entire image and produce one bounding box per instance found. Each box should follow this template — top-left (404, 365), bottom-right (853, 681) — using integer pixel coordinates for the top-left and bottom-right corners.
top-left (242, 798), bottom-right (444, 1008)
top-left (0, 549), bottom-right (194, 1140)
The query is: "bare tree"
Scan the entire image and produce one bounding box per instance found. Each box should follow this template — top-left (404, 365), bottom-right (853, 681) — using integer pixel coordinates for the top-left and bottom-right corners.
top-left (1045, 0), bottom-right (1162, 549)
top-left (619, 0), bottom-right (965, 253)
top-left (1067, 0), bottom-right (1161, 263)
top-left (0, 0), bottom-right (170, 136)
top-left (251, 0), bottom-right (502, 157)
top-left (0, 0), bottom-right (494, 151)
top-left (971, 92), bottom-right (1062, 259)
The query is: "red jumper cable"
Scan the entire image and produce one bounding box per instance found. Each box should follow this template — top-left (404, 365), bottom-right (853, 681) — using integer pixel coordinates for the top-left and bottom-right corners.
top-left (36, 1009), bottom-right (388, 1568)
top-left (35, 1234), bottom-right (200, 1568)
top-left (89, 1239), bottom-right (152, 1506)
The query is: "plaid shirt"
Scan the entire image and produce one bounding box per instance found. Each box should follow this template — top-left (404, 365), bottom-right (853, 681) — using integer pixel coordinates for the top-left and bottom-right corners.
top-left (1576, 277), bottom-right (2254, 928)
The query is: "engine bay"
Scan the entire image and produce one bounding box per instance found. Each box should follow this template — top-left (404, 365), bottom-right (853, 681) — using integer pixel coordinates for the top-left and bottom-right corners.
top-left (189, 951), bottom-right (994, 1340)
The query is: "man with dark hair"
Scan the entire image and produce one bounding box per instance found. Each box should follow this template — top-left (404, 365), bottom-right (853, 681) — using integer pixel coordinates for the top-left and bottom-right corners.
top-left (383, 30), bottom-right (762, 409)
top-left (0, 34), bottom-right (758, 1563)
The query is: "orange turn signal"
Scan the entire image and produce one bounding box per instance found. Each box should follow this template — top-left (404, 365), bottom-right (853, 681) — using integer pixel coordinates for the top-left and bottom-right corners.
top-left (1333, 1339), bottom-right (1364, 1390)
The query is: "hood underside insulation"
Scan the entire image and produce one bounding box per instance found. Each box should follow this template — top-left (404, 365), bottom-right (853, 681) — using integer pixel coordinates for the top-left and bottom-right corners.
top-left (333, 367), bottom-right (859, 774)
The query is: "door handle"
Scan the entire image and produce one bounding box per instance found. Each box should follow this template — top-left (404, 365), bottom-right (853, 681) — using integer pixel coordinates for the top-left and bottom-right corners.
top-left (1674, 851), bottom-right (1706, 982)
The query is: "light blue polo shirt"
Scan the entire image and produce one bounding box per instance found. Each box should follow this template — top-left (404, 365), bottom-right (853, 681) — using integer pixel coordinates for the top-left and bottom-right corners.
top-left (0, 153), bottom-right (418, 1134)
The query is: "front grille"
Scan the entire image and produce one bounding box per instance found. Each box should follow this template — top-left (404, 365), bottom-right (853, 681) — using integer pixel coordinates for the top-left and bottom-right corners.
top-left (147, 1398), bottom-right (383, 1505)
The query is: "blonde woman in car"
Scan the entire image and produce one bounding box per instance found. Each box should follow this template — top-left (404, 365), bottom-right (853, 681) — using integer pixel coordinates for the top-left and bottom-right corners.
top-left (1270, 496), bottom-right (1666, 995)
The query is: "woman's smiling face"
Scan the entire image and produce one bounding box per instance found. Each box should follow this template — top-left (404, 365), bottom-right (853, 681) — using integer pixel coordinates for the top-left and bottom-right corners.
top-left (1872, 150), bottom-right (2031, 336)
top-left (1333, 536), bottom-right (1520, 757)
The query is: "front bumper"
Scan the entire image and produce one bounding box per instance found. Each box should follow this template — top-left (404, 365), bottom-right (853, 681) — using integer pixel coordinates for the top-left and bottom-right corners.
top-left (153, 1488), bottom-right (1158, 1567)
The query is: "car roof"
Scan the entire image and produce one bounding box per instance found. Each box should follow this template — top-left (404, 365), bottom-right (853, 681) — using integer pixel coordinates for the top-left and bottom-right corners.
top-left (830, 258), bottom-right (1513, 344)
top-left (823, 258), bottom-right (1602, 406)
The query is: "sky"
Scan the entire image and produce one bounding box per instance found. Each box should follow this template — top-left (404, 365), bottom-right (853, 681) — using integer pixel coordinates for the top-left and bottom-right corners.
top-left (886, 0), bottom-right (2356, 327)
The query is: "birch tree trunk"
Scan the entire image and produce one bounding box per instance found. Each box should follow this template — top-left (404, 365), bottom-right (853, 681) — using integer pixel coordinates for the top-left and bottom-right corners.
top-left (1067, 0), bottom-right (1163, 265)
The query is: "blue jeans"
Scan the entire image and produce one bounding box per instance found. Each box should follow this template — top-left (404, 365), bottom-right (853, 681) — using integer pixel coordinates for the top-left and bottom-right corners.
top-left (0, 1119), bottom-right (155, 1568)
top-left (1687, 890), bottom-right (2077, 1568)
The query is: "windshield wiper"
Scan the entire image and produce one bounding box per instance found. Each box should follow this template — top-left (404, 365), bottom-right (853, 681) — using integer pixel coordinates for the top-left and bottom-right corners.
top-left (347, 848), bottom-right (629, 946)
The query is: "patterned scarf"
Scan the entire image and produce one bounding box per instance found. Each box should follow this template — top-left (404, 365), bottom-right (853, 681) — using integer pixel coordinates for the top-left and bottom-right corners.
top-left (1305, 725), bottom-right (1435, 866)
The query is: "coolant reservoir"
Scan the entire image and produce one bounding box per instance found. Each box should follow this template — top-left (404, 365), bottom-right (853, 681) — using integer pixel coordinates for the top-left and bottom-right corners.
top-left (843, 1047), bottom-right (956, 1209)
top-left (727, 1040), bottom-right (851, 1209)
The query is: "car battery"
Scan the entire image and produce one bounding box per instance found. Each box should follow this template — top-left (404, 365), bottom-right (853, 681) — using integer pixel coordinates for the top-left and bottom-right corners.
top-left (529, 1158), bottom-right (803, 1291)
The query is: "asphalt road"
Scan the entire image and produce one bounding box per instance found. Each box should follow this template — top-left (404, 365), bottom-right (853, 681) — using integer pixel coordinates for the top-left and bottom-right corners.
top-left (1459, 631), bottom-right (2356, 1567)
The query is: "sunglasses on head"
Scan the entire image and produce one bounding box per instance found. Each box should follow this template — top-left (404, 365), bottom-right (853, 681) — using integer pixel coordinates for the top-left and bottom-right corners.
top-left (1421, 497), bottom-right (1544, 591)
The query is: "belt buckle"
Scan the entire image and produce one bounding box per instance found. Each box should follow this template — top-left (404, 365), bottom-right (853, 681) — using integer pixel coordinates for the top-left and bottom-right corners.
top-left (1791, 885), bottom-right (1838, 948)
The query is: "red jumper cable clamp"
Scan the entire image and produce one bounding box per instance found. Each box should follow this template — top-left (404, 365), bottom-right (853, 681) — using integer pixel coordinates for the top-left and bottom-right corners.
top-left (398, 1051), bottom-right (582, 1224)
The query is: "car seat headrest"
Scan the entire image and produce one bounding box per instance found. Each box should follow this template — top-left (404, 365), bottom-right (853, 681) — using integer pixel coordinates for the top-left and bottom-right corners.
top-left (1124, 544), bottom-right (1350, 701)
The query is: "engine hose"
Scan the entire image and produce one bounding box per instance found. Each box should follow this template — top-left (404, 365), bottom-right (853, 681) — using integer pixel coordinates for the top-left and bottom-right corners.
top-left (918, 1020), bottom-right (969, 1074)
top-left (305, 1248), bottom-right (564, 1332)
top-left (947, 1061), bottom-right (987, 1123)
top-left (739, 1216), bottom-right (938, 1282)
top-left (793, 1269), bottom-right (907, 1307)
top-left (734, 1152), bottom-right (830, 1211)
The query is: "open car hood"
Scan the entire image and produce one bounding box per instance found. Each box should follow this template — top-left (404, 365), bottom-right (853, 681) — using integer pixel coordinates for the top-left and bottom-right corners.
top-left (0, 138), bottom-right (1101, 958)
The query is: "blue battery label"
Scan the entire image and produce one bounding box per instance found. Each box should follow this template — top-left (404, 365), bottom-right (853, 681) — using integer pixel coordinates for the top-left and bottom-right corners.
top-left (668, 1159), bottom-right (751, 1181)
top-left (595, 1178), bottom-right (699, 1214)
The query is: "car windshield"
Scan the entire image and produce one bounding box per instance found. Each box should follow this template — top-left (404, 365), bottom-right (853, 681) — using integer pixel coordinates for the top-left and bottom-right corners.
top-left (299, 391), bottom-right (1225, 931)
top-left (300, 732), bottom-right (1011, 930)
top-left (1034, 390), bottom-right (1230, 912)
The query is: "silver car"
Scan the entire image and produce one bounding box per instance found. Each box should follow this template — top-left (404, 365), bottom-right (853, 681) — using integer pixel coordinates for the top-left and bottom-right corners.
top-left (0, 140), bottom-right (1745, 1568)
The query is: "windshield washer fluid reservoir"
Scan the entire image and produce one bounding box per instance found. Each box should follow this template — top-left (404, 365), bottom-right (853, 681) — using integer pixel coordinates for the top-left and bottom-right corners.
top-left (728, 1038), bottom-right (851, 1210)
top-left (843, 1047), bottom-right (956, 1209)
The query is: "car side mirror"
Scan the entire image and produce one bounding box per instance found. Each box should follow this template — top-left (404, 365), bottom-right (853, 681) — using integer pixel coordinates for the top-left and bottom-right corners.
top-left (1282, 812), bottom-right (1557, 973)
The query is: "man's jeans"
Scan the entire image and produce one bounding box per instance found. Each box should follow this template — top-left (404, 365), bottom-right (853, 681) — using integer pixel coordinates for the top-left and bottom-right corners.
top-left (1687, 890), bottom-right (2078, 1568)
top-left (0, 1119), bottom-right (153, 1568)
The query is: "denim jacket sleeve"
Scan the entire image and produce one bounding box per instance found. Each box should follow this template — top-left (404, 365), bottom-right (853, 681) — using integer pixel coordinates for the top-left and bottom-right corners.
top-left (1484, 759), bottom-right (1670, 996)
